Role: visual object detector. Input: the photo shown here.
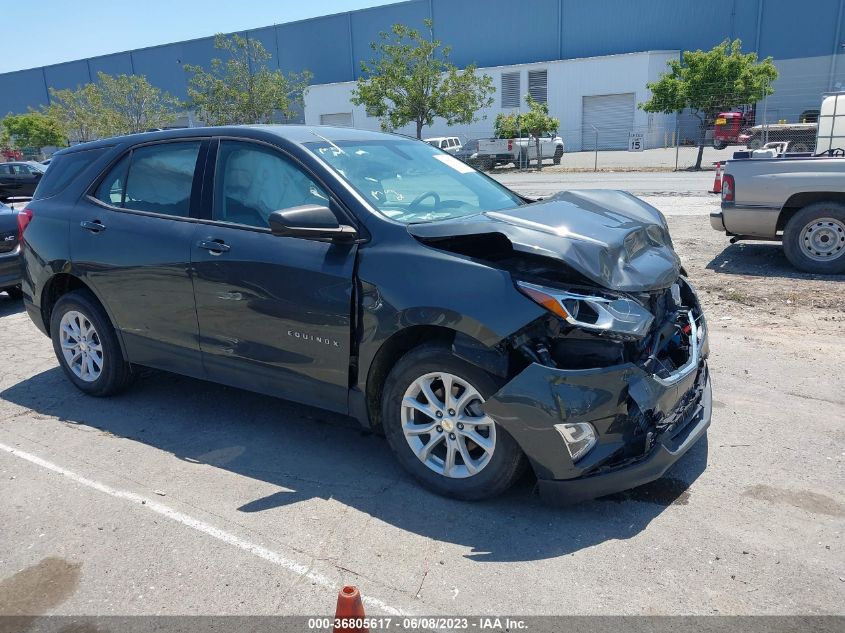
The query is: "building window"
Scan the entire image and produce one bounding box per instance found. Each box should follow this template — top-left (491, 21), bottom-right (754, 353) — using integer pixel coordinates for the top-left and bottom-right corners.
top-left (528, 69), bottom-right (548, 104)
top-left (501, 71), bottom-right (520, 109)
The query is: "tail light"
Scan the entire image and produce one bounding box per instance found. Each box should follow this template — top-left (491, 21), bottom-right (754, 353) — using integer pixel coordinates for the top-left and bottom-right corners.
top-left (507, 139), bottom-right (513, 151)
top-left (17, 208), bottom-right (33, 243)
top-left (721, 174), bottom-right (735, 202)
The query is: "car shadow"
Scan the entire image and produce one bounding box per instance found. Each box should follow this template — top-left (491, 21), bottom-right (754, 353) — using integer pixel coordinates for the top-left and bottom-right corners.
top-left (1, 368), bottom-right (708, 563)
top-left (0, 295), bottom-right (24, 317)
top-left (706, 242), bottom-right (845, 280)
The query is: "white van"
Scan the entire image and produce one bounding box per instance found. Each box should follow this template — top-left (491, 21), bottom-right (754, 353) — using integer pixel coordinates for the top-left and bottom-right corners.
top-left (424, 136), bottom-right (463, 155)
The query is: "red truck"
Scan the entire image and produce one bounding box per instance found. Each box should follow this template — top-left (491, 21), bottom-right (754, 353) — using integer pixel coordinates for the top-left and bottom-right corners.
top-left (712, 108), bottom-right (755, 149)
top-left (1, 148), bottom-right (23, 161)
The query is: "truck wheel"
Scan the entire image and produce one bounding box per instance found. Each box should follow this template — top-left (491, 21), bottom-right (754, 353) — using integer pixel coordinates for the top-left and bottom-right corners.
top-left (381, 343), bottom-right (526, 500)
top-left (713, 140), bottom-right (727, 150)
top-left (50, 290), bottom-right (135, 396)
top-left (552, 148), bottom-right (563, 165)
top-left (478, 158), bottom-right (494, 172)
top-left (747, 139), bottom-right (763, 150)
top-left (783, 202), bottom-right (845, 274)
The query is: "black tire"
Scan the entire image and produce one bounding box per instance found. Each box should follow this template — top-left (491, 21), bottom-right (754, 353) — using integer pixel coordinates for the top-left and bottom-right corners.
top-left (713, 140), bottom-right (727, 150)
top-left (50, 289), bottom-right (134, 396)
top-left (3, 285), bottom-right (23, 300)
top-left (478, 158), bottom-right (494, 172)
top-left (552, 149), bottom-right (563, 165)
top-left (381, 343), bottom-right (526, 500)
top-left (782, 202), bottom-right (845, 274)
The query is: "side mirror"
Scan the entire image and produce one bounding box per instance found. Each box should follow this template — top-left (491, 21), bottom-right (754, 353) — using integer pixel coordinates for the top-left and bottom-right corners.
top-left (268, 204), bottom-right (358, 242)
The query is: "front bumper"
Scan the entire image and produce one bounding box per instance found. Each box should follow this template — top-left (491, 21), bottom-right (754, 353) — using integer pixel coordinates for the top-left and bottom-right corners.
top-left (483, 311), bottom-right (711, 504)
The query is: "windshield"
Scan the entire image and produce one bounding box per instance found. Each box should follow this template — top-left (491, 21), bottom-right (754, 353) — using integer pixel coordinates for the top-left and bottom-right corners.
top-left (304, 138), bottom-right (523, 224)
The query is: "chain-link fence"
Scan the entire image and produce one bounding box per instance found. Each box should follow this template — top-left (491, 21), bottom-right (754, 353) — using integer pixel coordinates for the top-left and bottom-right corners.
top-left (481, 56), bottom-right (843, 172)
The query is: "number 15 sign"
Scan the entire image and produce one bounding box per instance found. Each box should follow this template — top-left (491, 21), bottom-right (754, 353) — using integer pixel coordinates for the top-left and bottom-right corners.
top-left (628, 132), bottom-right (645, 152)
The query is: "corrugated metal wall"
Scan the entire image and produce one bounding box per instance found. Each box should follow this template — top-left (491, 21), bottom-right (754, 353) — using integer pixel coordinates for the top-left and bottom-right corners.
top-left (1, 0), bottom-right (843, 116)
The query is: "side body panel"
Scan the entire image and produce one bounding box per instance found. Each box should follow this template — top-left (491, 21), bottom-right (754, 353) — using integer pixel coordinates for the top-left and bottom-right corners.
top-left (191, 223), bottom-right (357, 413)
top-left (69, 197), bottom-right (203, 375)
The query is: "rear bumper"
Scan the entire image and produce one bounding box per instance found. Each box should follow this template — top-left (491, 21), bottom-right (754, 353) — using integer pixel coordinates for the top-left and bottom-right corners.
top-left (709, 211), bottom-right (726, 232)
top-left (0, 248), bottom-right (21, 289)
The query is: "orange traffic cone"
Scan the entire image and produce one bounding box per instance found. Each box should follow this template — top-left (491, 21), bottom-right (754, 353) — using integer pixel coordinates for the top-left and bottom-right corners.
top-left (333, 585), bottom-right (368, 633)
top-left (710, 162), bottom-right (722, 194)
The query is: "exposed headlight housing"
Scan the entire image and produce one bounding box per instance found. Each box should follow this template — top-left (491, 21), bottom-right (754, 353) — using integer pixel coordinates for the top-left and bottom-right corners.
top-left (554, 422), bottom-right (597, 462)
top-left (516, 280), bottom-right (655, 338)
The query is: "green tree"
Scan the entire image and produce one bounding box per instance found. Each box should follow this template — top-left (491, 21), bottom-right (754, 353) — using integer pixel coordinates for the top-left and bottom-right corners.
top-left (493, 112), bottom-right (520, 139)
top-left (46, 83), bottom-right (107, 142)
top-left (352, 19), bottom-right (495, 139)
top-left (97, 72), bottom-right (180, 135)
top-left (185, 33), bottom-right (311, 125)
top-left (0, 111), bottom-right (66, 153)
top-left (519, 96), bottom-right (559, 170)
top-left (640, 39), bottom-right (778, 169)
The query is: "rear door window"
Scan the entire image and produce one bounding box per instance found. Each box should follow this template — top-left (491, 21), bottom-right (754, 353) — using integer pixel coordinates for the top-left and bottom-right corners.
top-left (34, 147), bottom-right (108, 200)
top-left (94, 141), bottom-right (202, 217)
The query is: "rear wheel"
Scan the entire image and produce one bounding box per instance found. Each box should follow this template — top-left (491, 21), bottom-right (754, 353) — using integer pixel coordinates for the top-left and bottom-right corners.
top-left (713, 140), bottom-right (727, 150)
top-left (3, 285), bottom-right (22, 300)
top-left (381, 344), bottom-right (526, 500)
top-left (552, 148), bottom-right (563, 164)
top-left (50, 290), bottom-right (134, 396)
top-left (783, 202), bottom-right (845, 274)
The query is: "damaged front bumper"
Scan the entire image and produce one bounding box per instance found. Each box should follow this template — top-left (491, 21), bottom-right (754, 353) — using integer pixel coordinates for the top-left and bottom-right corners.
top-left (483, 317), bottom-right (711, 505)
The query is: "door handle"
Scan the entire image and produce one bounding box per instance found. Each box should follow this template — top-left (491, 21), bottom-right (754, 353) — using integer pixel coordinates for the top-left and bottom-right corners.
top-left (197, 239), bottom-right (230, 254)
top-left (80, 220), bottom-right (106, 233)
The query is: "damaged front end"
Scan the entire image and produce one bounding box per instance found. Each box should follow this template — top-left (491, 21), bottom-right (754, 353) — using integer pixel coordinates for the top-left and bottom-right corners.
top-left (482, 276), bottom-right (711, 504)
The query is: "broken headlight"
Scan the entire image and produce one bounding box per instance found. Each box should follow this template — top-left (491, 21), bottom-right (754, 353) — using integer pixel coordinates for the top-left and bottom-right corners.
top-left (516, 280), bottom-right (655, 338)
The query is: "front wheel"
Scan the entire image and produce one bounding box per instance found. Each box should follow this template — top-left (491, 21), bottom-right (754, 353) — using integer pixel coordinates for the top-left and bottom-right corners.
top-left (783, 202), bottom-right (845, 274)
top-left (381, 344), bottom-right (526, 500)
top-left (50, 290), bottom-right (134, 396)
top-left (713, 140), bottom-right (727, 150)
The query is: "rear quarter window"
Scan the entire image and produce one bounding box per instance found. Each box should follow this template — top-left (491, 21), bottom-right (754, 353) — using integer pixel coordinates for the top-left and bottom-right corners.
top-left (33, 147), bottom-right (109, 200)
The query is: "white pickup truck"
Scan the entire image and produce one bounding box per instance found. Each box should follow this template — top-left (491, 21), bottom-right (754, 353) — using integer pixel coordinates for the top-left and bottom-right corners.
top-left (711, 154), bottom-right (845, 273)
top-left (476, 135), bottom-right (564, 170)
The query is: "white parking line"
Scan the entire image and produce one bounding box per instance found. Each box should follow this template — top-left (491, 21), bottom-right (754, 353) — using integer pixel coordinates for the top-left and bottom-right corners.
top-left (0, 441), bottom-right (406, 616)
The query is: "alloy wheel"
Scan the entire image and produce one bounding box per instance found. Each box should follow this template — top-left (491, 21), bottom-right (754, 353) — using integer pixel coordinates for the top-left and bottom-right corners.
top-left (400, 371), bottom-right (496, 478)
top-left (59, 310), bottom-right (104, 382)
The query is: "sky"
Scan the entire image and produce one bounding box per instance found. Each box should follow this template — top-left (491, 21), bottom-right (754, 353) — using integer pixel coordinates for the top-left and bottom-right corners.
top-left (1, 0), bottom-right (404, 73)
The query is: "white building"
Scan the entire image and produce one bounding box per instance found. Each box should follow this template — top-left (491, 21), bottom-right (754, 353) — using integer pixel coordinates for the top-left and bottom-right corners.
top-left (305, 50), bottom-right (680, 152)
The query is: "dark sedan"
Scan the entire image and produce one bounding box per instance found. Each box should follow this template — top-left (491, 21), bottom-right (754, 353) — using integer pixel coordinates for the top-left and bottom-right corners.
top-left (19, 126), bottom-right (711, 503)
top-left (0, 161), bottom-right (45, 202)
top-left (0, 201), bottom-right (22, 298)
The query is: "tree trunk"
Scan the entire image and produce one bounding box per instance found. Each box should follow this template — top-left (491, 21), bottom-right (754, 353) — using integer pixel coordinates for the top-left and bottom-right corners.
top-left (694, 143), bottom-right (705, 170)
top-left (535, 137), bottom-right (542, 171)
top-left (416, 119), bottom-right (423, 139)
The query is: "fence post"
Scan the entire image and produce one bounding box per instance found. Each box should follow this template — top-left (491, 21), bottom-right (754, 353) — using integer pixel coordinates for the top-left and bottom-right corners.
top-left (674, 117), bottom-right (680, 171)
top-left (590, 124), bottom-right (598, 172)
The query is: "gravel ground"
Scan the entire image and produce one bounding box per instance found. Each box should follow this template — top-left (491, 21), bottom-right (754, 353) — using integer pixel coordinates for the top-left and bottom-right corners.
top-left (0, 174), bottom-right (843, 619)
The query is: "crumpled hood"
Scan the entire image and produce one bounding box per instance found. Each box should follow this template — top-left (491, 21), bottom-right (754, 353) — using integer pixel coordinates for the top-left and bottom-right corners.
top-left (407, 189), bottom-right (681, 292)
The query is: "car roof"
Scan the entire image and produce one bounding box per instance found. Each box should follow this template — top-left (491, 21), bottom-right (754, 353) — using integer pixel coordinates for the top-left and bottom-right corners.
top-left (51, 125), bottom-right (414, 157)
